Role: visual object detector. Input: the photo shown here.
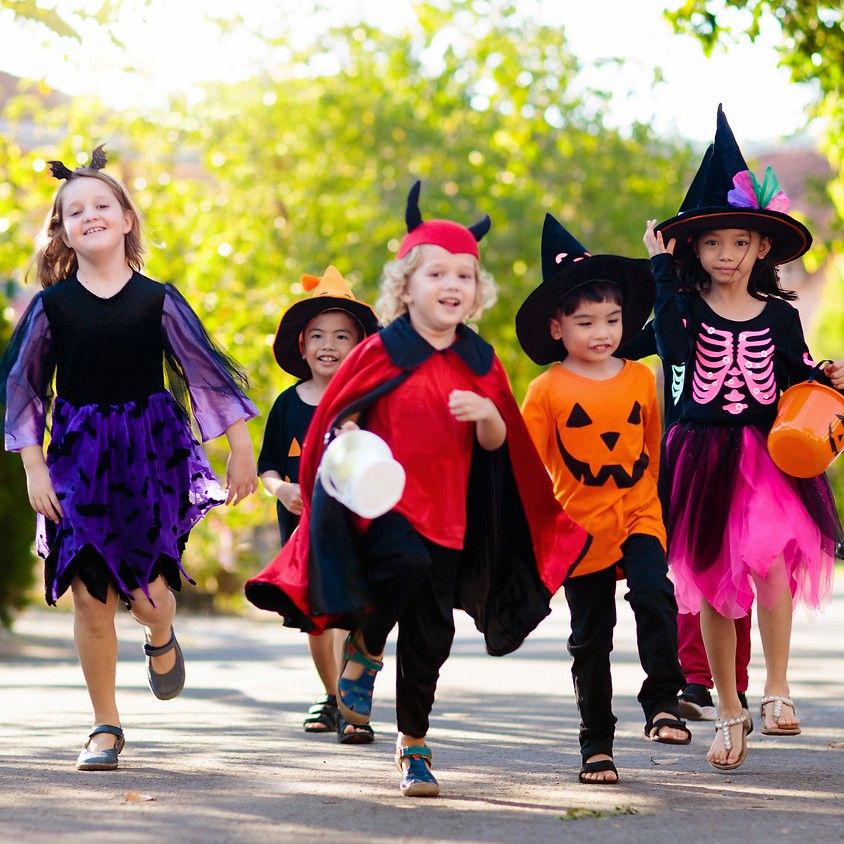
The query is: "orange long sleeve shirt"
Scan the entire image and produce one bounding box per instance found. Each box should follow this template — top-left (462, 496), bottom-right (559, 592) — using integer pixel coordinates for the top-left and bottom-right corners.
top-left (521, 360), bottom-right (666, 577)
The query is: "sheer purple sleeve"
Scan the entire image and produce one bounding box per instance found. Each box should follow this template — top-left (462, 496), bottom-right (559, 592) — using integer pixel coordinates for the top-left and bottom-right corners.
top-left (1, 295), bottom-right (55, 451)
top-left (161, 285), bottom-right (258, 442)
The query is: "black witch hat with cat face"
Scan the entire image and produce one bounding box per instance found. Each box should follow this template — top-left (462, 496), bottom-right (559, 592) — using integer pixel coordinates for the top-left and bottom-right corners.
top-left (515, 213), bottom-right (654, 365)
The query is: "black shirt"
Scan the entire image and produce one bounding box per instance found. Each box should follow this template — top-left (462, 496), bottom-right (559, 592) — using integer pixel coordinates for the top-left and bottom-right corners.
top-left (257, 384), bottom-right (316, 543)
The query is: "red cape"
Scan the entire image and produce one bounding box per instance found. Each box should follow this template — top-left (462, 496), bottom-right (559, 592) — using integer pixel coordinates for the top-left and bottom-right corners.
top-left (246, 316), bottom-right (589, 655)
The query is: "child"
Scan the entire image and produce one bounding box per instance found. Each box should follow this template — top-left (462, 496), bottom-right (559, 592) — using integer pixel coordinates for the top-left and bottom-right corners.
top-left (258, 265), bottom-right (378, 742)
top-left (622, 322), bottom-right (753, 725)
top-left (0, 146), bottom-right (258, 770)
top-left (246, 181), bottom-right (589, 797)
top-left (644, 104), bottom-right (844, 771)
top-left (517, 213), bottom-right (690, 785)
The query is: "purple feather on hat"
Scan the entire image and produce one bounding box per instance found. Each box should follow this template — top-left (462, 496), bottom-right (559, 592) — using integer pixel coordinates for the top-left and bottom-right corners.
top-left (727, 167), bottom-right (791, 213)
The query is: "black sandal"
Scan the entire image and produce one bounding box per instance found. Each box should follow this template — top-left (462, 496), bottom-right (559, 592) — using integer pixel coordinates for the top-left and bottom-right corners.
top-left (303, 694), bottom-right (339, 733)
top-left (337, 716), bottom-right (375, 745)
top-left (645, 714), bottom-right (692, 745)
top-left (578, 758), bottom-right (618, 785)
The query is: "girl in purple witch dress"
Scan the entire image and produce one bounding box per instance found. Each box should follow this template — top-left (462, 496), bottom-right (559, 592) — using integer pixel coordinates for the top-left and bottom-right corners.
top-left (0, 146), bottom-right (258, 771)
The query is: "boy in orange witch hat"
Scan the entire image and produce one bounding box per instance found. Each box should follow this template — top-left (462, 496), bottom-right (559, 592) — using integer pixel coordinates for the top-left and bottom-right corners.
top-left (257, 266), bottom-right (378, 743)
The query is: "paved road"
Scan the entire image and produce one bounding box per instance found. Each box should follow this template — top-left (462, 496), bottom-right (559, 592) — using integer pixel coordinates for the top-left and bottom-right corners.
top-left (1, 580), bottom-right (843, 843)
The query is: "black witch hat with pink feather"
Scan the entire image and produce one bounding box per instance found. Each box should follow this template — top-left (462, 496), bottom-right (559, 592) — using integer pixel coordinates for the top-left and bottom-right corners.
top-left (655, 104), bottom-right (811, 265)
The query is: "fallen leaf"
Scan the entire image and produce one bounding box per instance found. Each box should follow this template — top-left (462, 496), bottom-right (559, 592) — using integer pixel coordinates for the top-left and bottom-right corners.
top-left (650, 756), bottom-right (678, 765)
top-left (828, 741), bottom-right (844, 749)
top-left (124, 791), bottom-right (155, 803)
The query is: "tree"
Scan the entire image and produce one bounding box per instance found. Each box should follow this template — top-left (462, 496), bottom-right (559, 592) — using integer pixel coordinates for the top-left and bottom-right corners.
top-left (0, 0), bottom-right (696, 612)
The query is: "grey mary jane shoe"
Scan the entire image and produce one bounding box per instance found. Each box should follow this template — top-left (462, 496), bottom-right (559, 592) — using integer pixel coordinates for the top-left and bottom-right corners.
top-left (76, 724), bottom-right (125, 771)
top-left (143, 627), bottom-right (185, 700)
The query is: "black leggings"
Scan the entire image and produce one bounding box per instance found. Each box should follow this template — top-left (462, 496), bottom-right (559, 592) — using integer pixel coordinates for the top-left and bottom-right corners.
top-left (359, 512), bottom-right (460, 738)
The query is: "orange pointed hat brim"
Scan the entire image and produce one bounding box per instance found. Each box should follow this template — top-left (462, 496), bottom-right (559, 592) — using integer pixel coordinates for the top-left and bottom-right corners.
top-left (273, 265), bottom-right (379, 379)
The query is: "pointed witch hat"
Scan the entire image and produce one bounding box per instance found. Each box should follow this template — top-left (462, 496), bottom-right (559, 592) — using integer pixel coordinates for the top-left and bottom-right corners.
top-left (273, 266), bottom-right (379, 379)
top-left (515, 213), bottom-right (655, 365)
top-left (397, 181), bottom-right (491, 258)
top-left (655, 104), bottom-right (811, 265)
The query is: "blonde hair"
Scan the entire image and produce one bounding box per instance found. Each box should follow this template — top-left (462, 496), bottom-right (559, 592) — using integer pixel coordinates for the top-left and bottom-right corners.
top-left (33, 169), bottom-right (144, 289)
top-left (375, 245), bottom-right (497, 325)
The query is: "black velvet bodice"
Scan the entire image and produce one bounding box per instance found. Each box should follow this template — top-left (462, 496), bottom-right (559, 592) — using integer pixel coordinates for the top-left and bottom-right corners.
top-left (41, 273), bottom-right (166, 405)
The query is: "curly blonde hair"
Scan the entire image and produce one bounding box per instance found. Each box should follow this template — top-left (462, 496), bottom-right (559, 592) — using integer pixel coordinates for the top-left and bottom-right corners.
top-left (33, 169), bottom-right (144, 289)
top-left (375, 244), bottom-right (497, 325)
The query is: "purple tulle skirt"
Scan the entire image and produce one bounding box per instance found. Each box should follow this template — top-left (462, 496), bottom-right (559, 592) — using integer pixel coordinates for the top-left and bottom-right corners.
top-left (663, 421), bottom-right (840, 619)
top-left (37, 391), bottom-right (225, 605)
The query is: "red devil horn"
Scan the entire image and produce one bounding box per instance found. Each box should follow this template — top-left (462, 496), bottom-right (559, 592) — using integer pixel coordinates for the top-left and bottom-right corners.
top-left (405, 180), bottom-right (423, 232)
top-left (468, 214), bottom-right (491, 242)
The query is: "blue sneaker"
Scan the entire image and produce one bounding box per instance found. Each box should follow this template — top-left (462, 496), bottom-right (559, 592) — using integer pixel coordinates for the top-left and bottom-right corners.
top-left (396, 745), bottom-right (440, 797)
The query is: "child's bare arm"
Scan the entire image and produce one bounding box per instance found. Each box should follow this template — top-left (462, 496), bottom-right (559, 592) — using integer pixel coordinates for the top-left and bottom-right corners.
top-left (20, 444), bottom-right (63, 523)
top-left (260, 471), bottom-right (303, 515)
top-left (224, 418), bottom-right (258, 505)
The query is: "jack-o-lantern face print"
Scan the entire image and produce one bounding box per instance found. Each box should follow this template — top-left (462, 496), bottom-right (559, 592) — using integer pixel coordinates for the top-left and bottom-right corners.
top-left (555, 400), bottom-right (648, 488)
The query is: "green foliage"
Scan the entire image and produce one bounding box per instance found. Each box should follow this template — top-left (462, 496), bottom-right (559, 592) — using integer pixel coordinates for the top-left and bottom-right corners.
top-left (0, 320), bottom-right (37, 627)
top-left (0, 0), bottom-right (696, 610)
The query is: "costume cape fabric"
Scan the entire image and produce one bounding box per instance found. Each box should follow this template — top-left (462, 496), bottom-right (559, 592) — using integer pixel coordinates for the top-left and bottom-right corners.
top-left (245, 315), bottom-right (590, 656)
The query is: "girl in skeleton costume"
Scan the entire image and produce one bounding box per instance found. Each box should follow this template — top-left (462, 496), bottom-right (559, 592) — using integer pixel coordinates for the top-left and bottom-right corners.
top-left (0, 147), bottom-right (258, 770)
top-left (644, 106), bottom-right (843, 772)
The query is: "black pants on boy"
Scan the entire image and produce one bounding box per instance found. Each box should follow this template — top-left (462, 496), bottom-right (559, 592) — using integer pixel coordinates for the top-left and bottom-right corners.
top-left (563, 533), bottom-right (685, 761)
top-left (359, 511), bottom-right (461, 738)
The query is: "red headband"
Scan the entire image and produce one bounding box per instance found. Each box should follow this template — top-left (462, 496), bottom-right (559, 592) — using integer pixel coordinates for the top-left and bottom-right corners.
top-left (397, 181), bottom-right (490, 259)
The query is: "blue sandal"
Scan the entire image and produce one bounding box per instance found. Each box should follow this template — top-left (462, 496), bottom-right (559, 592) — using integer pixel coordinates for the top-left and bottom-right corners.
top-left (396, 745), bottom-right (440, 797)
top-left (76, 724), bottom-right (125, 771)
top-left (336, 632), bottom-right (383, 726)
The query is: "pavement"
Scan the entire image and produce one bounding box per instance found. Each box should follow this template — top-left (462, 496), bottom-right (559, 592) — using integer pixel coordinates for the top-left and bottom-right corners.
top-left (1, 579), bottom-right (843, 844)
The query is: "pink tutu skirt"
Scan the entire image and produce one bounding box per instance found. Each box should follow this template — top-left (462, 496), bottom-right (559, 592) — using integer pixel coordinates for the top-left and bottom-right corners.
top-left (662, 421), bottom-right (840, 618)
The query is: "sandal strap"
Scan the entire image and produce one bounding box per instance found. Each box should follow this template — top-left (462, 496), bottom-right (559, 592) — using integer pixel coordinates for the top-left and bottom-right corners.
top-left (581, 758), bottom-right (617, 774)
top-left (714, 714), bottom-right (747, 751)
top-left (308, 694), bottom-right (337, 709)
top-left (398, 745), bottom-right (432, 762)
top-left (143, 627), bottom-right (177, 657)
top-left (88, 724), bottom-right (124, 741)
top-left (344, 634), bottom-right (383, 673)
top-left (760, 695), bottom-right (795, 718)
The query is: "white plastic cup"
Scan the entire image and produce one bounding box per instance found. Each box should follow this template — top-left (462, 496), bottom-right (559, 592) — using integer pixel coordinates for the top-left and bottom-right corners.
top-left (318, 429), bottom-right (406, 518)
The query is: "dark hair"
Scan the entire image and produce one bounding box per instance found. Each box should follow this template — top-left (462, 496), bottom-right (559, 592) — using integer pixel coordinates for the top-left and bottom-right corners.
top-left (303, 308), bottom-right (364, 342)
top-left (679, 233), bottom-right (797, 301)
top-left (552, 279), bottom-right (624, 319)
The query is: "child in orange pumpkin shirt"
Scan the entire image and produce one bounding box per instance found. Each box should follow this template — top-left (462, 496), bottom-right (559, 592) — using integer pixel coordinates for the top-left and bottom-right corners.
top-left (517, 214), bottom-right (689, 785)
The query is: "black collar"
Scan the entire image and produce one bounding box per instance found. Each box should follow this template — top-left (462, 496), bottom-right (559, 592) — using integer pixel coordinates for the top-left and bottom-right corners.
top-left (380, 313), bottom-right (493, 375)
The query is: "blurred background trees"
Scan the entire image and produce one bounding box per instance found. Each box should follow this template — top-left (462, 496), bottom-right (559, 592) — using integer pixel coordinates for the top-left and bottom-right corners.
top-left (1, 0), bottom-right (840, 622)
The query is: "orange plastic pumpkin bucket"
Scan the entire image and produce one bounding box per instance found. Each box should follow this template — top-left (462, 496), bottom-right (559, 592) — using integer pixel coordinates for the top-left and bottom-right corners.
top-left (768, 361), bottom-right (844, 478)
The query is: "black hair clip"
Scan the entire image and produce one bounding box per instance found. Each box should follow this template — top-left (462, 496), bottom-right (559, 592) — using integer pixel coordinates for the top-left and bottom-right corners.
top-left (46, 143), bottom-right (108, 181)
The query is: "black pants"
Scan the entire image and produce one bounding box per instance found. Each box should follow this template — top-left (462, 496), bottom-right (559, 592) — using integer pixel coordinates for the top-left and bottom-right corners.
top-left (358, 511), bottom-right (460, 738)
top-left (563, 533), bottom-right (684, 760)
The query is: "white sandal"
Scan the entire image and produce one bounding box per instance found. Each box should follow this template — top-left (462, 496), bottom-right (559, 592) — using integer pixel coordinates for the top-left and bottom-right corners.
top-left (708, 713), bottom-right (750, 772)
top-left (760, 694), bottom-right (801, 736)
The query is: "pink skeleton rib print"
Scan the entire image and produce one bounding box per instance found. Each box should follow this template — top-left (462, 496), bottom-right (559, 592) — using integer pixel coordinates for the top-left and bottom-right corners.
top-left (692, 323), bottom-right (776, 415)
